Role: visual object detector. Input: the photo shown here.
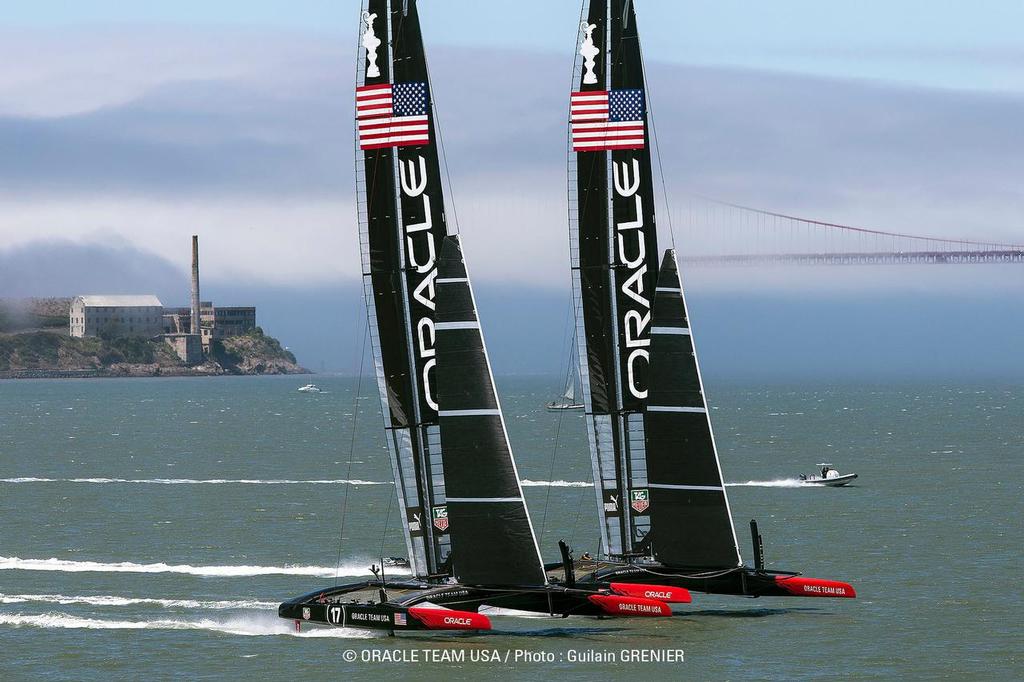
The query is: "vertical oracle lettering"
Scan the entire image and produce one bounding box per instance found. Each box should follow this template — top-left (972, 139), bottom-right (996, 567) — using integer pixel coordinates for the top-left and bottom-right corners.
top-left (400, 154), bottom-right (439, 411)
top-left (614, 159), bottom-right (650, 400)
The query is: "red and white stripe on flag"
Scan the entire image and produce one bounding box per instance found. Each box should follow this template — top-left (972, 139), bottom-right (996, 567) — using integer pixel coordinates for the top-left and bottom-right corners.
top-left (570, 90), bottom-right (645, 151)
top-left (356, 83), bottom-right (429, 149)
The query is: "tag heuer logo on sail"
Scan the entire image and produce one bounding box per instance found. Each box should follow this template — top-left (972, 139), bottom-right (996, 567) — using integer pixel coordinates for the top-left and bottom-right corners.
top-left (301, 607), bottom-right (311, 620)
top-left (631, 489), bottom-right (650, 513)
top-left (432, 505), bottom-right (449, 532)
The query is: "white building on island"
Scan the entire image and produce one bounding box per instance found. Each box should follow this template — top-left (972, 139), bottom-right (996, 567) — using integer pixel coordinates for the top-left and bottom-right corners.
top-left (69, 295), bottom-right (164, 338)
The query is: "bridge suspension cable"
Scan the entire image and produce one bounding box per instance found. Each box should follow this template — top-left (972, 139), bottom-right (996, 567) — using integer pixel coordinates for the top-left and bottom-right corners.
top-left (697, 196), bottom-right (1024, 250)
top-left (671, 195), bottom-right (1024, 266)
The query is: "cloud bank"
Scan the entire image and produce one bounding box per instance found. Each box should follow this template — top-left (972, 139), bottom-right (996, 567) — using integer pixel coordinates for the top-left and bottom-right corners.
top-left (0, 27), bottom-right (1022, 294)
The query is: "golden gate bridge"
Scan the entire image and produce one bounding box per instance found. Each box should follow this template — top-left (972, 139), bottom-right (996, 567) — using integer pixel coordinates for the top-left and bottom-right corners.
top-left (674, 197), bottom-right (1024, 266)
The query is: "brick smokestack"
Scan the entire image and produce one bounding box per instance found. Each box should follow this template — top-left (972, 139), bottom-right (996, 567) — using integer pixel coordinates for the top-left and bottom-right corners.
top-left (191, 235), bottom-right (201, 335)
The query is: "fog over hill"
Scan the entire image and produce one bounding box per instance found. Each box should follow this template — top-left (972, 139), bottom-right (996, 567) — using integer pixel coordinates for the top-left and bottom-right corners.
top-left (3, 241), bottom-right (1021, 381)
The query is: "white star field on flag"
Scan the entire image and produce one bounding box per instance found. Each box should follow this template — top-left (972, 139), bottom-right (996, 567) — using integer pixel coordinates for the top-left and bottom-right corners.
top-left (355, 80), bottom-right (430, 149)
top-left (570, 88), bottom-right (646, 151)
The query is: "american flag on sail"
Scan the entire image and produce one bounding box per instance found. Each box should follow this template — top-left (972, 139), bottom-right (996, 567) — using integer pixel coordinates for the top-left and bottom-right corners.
top-left (356, 82), bottom-right (430, 150)
top-left (570, 89), bottom-right (645, 151)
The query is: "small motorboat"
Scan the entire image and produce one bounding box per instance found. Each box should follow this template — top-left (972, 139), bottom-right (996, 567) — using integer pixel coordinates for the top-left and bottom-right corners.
top-left (799, 463), bottom-right (858, 487)
top-left (297, 384), bottom-right (322, 393)
top-left (382, 556), bottom-right (410, 569)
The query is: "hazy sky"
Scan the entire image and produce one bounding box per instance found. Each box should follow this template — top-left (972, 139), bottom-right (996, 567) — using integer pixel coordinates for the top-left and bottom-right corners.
top-left (6, 0), bottom-right (1024, 92)
top-left (1, 1), bottom-right (1022, 374)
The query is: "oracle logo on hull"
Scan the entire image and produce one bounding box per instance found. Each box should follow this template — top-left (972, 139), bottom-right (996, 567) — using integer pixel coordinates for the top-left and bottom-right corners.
top-left (613, 158), bottom-right (651, 401)
top-left (399, 155), bottom-right (439, 412)
top-left (609, 582), bottom-right (691, 604)
top-left (408, 606), bottom-right (492, 630)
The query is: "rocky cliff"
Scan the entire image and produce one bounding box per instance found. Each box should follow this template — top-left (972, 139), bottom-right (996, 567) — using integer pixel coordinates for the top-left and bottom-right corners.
top-left (0, 328), bottom-right (307, 379)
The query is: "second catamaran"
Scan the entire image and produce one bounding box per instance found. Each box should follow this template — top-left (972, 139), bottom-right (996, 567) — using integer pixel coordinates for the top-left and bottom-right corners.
top-left (561, 0), bottom-right (856, 600)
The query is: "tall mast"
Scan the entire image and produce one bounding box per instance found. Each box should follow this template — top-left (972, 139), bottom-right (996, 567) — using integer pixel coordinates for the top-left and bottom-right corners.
top-left (570, 0), bottom-right (618, 557)
top-left (569, 0), bottom-right (658, 558)
top-left (356, 0), bottom-right (451, 577)
top-left (608, 0), bottom-right (659, 553)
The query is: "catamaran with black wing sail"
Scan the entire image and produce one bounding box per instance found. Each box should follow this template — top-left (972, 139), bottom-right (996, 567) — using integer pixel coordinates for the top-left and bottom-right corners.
top-left (278, 0), bottom-right (685, 634)
top-left (560, 0), bottom-right (856, 600)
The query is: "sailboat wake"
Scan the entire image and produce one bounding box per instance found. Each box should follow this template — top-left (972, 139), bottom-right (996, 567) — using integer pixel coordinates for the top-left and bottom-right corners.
top-left (0, 556), bottom-right (411, 578)
top-left (0, 477), bottom-right (390, 486)
top-left (520, 480), bottom-right (592, 488)
top-left (0, 593), bottom-right (278, 610)
top-left (3, 477), bottom-right (589, 487)
top-left (0, 612), bottom-right (376, 637)
top-left (727, 479), bottom-right (813, 488)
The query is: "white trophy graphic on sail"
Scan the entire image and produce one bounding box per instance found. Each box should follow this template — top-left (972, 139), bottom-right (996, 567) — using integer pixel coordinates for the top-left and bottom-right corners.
top-left (579, 22), bottom-right (599, 85)
top-left (362, 11), bottom-right (382, 78)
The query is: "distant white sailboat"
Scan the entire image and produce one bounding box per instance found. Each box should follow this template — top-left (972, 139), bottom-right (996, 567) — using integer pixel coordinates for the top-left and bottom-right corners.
top-left (547, 376), bottom-right (584, 411)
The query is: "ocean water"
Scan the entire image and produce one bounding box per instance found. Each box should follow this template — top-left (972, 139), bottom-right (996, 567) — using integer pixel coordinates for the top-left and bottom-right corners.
top-left (0, 375), bottom-right (1020, 680)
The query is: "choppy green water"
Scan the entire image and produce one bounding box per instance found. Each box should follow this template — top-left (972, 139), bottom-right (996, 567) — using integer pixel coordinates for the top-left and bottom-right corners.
top-left (1, 375), bottom-right (1020, 680)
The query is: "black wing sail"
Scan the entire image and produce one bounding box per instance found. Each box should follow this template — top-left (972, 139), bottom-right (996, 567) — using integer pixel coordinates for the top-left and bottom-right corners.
top-left (356, 0), bottom-right (450, 577)
top-left (569, 0), bottom-right (659, 557)
top-left (644, 250), bottom-right (741, 568)
top-left (435, 237), bottom-right (547, 586)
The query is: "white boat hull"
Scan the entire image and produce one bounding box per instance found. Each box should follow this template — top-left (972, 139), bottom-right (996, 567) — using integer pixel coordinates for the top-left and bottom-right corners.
top-left (801, 473), bottom-right (858, 487)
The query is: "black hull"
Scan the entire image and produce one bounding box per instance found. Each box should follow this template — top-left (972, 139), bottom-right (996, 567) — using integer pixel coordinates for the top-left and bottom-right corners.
top-left (281, 600), bottom-right (437, 632)
top-left (279, 578), bottom-right (674, 632)
top-left (279, 581), bottom-right (491, 633)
